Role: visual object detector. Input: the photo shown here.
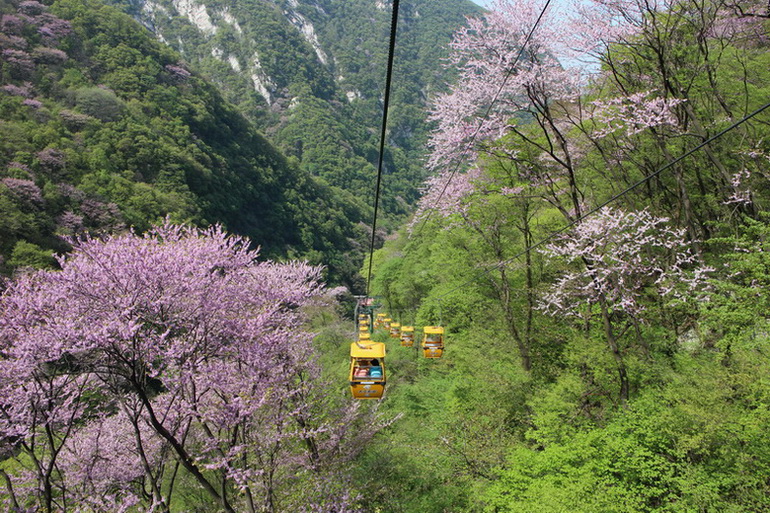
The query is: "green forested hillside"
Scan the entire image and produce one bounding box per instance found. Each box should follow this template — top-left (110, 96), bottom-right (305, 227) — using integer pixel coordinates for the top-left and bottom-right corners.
top-left (348, 1), bottom-right (770, 511)
top-left (105, 0), bottom-right (482, 223)
top-left (0, 0), bottom-right (367, 285)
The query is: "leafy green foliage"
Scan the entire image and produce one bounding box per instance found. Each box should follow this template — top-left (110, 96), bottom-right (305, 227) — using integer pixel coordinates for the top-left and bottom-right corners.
top-left (702, 214), bottom-right (770, 349)
top-left (356, 3), bottom-right (770, 511)
top-left (7, 239), bottom-right (55, 269)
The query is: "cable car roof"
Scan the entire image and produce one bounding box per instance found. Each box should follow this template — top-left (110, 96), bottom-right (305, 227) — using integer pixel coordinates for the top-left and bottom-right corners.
top-left (424, 326), bottom-right (444, 334)
top-left (350, 341), bottom-right (386, 358)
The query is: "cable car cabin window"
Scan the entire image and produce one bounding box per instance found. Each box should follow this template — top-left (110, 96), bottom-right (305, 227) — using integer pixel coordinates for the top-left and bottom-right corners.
top-left (352, 359), bottom-right (383, 377)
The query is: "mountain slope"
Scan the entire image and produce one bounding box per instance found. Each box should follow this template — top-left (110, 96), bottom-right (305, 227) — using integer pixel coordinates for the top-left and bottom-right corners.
top-left (0, 0), bottom-right (367, 285)
top-left (108, 0), bottom-right (483, 221)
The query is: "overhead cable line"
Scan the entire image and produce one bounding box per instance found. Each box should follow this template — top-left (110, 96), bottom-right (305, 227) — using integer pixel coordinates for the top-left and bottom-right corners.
top-left (432, 100), bottom-right (770, 301)
top-left (413, 0), bottom-right (553, 238)
top-left (365, 0), bottom-right (401, 297)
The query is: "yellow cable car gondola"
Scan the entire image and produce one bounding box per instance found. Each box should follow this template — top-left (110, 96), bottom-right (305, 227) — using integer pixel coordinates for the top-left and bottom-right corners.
top-left (389, 322), bottom-right (401, 338)
top-left (400, 326), bottom-right (414, 347)
top-left (349, 341), bottom-right (386, 399)
top-left (383, 317), bottom-right (392, 330)
top-left (422, 326), bottom-right (444, 358)
top-left (374, 313), bottom-right (387, 329)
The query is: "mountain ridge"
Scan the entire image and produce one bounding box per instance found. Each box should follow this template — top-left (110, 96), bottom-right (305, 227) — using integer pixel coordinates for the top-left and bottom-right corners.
top-left (108, 0), bottom-right (483, 220)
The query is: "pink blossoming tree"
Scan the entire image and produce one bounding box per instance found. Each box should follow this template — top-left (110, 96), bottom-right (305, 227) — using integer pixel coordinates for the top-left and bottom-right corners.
top-left (421, 0), bottom-right (593, 224)
top-left (540, 207), bottom-right (710, 402)
top-left (0, 222), bottom-right (370, 512)
top-left (419, 0), bottom-right (766, 239)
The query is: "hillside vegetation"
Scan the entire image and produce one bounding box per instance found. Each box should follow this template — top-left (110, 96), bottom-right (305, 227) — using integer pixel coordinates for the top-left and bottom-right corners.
top-left (106, 0), bottom-right (482, 222)
top-left (357, 1), bottom-right (770, 511)
top-left (0, 0), bottom-right (367, 285)
top-left (4, 0), bottom-right (770, 512)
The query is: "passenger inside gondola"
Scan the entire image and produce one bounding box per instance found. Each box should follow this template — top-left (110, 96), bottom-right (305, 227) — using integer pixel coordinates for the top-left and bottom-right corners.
top-left (353, 359), bottom-right (384, 378)
top-left (369, 359), bottom-right (382, 377)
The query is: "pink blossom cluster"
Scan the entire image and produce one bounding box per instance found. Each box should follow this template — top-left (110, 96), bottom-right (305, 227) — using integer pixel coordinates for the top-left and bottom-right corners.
top-left (563, 0), bottom-right (646, 59)
top-left (539, 207), bottom-right (710, 319)
top-left (0, 222), bottom-right (377, 511)
top-left (32, 46), bottom-right (68, 64)
top-left (22, 97), bottom-right (42, 108)
top-left (56, 210), bottom-right (85, 234)
top-left (725, 168), bottom-right (753, 205)
top-left (426, 0), bottom-right (588, 173)
top-left (2, 48), bottom-right (35, 79)
top-left (78, 198), bottom-right (123, 230)
top-left (51, 185), bottom-right (126, 235)
top-left (37, 17), bottom-right (73, 45)
top-left (591, 91), bottom-right (685, 138)
top-left (409, 165), bottom-right (483, 230)
top-left (713, 2), bottom-right (770, 42)
top-left (6, 161), bottom-right (33, 178)
top-left (1, 177), bottom-right (43, 206)
top-left (165, 63), bottom-right (191, 80)
top-left (1, 82), bottom-right (32, 97)
top-left (1, 1), bottom-right (72, 50)
top-left (723, 148), bottom-right (770, 206)
top-left (57, 182), bottom-right (86, 201)
top-left (36, 147), bottom-right (65, 172)
top-left (55, 411), bottom-right (155, 510)
top-left (0, 14), bottom-right (25, 36)
top-left (18, 1), bottom-right (45, 16)
top-left (419, 0), bottom-right (645, 221)
top-left (0, 32), bottom-right (28, 50)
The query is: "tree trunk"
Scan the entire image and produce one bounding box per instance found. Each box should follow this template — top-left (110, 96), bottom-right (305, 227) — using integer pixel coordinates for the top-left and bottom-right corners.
top-left (599, 298), bottom-right (629, 404)
top-left (133, 382), bottom-right (235, 513)
top-left (124, 405), bottom-right (169, 513)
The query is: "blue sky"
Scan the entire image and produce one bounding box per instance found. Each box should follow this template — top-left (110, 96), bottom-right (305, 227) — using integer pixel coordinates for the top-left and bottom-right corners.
top-left (471, 0), bottom-right (575, 14)
top-left (472, 0), bottom-right (496, 8)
